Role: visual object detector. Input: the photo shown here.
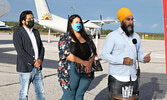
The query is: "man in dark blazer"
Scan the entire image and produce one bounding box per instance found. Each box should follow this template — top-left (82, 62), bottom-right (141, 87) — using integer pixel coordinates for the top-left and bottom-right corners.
top-left (13, 10), bottom-right (45, 100)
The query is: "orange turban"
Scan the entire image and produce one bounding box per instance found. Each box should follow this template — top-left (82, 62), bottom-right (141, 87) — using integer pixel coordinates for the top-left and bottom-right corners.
top-left (117, 8), bottom-right (133, 23)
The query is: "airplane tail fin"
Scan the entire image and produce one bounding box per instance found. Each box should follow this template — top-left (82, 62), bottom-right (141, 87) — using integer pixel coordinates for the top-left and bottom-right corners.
top-left (34, 0), bottom-right (52, 20)
top-left (0, 0), bottom-right (10, 17)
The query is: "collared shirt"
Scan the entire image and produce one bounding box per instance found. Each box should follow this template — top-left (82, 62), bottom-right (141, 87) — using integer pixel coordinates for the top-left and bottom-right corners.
top-left (23, 26), bottom-right (38, 59)
top-left (101, 27), bottom-right (145, 82)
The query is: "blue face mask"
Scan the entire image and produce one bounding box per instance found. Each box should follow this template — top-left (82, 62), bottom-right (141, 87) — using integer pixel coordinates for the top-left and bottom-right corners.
top-left (72, 23), bottom-right (82, 32)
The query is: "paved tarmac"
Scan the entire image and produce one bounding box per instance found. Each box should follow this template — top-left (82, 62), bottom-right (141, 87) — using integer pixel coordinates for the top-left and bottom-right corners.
top-left (0, 33), bottom-right (167, 100)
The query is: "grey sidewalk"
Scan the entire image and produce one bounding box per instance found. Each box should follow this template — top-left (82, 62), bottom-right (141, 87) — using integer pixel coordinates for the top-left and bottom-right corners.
top-left (0, 33), bottom-right (167, 100)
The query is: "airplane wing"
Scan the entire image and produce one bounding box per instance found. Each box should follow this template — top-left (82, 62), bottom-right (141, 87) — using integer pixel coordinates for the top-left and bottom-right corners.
top-left (0, 25), bottom-right (12, 29)
top-left (0, 21), bottom-right (12, 30)
top-left (88, 20), bottom-right (119, 24)
top-left (83, 19), bottom-right (118, 29)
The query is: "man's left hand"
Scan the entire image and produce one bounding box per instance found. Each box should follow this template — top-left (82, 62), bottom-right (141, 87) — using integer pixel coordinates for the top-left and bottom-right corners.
top-left (34, 59), bottom-right (42, 69)
top-left (143, 52), bottom-right (151, 63)
top-left (37, 59), bottom-right (42, 65)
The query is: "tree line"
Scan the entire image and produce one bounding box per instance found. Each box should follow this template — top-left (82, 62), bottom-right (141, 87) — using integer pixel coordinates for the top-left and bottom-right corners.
top-left (1, 21), bottom-right (164, 40)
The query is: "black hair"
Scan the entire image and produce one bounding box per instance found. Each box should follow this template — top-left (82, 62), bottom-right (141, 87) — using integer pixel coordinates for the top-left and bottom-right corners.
top-left (67, 14), bottom-right (91, 43)
top-left (19, 10), bottom-right (33, 26)
top-left (67, 14), bottom-right (91, 55)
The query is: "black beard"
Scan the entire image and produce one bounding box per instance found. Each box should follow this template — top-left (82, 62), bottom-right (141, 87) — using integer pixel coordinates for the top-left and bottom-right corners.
top-left (121, 22), bottom-right (134, 37)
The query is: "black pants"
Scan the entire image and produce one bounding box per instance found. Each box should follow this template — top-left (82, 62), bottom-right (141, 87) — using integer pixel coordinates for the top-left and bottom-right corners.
top-left (108, 75), bottom-right (138, 100)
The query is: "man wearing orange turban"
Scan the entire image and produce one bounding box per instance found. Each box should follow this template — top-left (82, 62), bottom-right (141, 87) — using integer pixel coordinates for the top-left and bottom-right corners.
top-left (101, 8), bottom-right (151, 100)
top-left (117, 8), bottom-right (133, 23)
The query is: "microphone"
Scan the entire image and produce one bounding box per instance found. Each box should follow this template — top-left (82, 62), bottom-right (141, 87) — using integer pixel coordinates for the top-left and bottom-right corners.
top-left (132, 38), bottom-right (139, 68)
top-left (132, 38), bottom-right (137, 44)
top-left (129, 39), bottom-right (138, 86)
top-left (132, 38), bottom-right (140, 95)
top-left (132, 38), bottom-right (138, 60)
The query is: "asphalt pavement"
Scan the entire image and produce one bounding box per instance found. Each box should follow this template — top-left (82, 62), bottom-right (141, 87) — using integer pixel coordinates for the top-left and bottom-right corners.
top-left (0, 33), bottom-right (167, 100)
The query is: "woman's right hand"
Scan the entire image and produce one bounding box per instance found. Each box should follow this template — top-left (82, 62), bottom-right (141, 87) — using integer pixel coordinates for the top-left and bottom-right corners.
top-left (83, 61), bottom-right (92, 73)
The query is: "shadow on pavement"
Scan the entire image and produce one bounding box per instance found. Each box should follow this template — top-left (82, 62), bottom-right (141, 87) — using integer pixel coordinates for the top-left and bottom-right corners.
top-left (139, 73), bottom-right (167, 100)
top-left (43, 59), bottom-right (59, 69)
top-left (88, 74), bottom-right (107, 91)
top-left (0, 47), bottom-right (59, 69)
top-left (94, 73), bottom-right (167, 100)
top-left (87, 74), bottom-right (109, 100)
top-left (0, 47), bottom-right (16, 64)
top-left (0, 40), bottom-right (13, 45)
top-left (94, 87), bottom-right (109, 100)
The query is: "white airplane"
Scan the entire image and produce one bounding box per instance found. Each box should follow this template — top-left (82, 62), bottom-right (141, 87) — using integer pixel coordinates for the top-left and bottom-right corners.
top-left (0, 21), bottom-right (12, 30)
top-left (34, 0), bottom-right (118, 39)
top-left (0, 0), bottom-right (11, 30)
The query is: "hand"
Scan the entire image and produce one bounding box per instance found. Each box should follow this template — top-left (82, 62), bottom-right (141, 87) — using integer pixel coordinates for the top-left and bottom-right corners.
top-left (143, 52), bottom-right (151, 63)
top-left (85, 65), bottom-right (92, 73)
top-left (83, 61), bottom-right (90, 67)
top-left (37, 59), bottom-right (42, 65)
top-left (85, 55), bottom-right (96, 73)
top-left (89, 58), bottom-right (94, 65)
top-left (123, 57), bottom-right (133, 66)
top-left (34, 59), bottom-right (42, 69)
top-left (83, 61), bottom-right (92, 73)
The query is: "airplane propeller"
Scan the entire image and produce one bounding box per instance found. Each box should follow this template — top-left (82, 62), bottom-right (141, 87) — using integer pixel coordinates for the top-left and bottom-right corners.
top-left (83, 20), bottom-right (90, 24)
top-left (100, 14), bottom-right (103, 35)
top-left (100, 14), bottom-right (104, 27)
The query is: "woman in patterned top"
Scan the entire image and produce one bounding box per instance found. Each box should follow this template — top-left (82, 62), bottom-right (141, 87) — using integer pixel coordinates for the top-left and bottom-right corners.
top-left (58, 14), bottom-right (97, 100)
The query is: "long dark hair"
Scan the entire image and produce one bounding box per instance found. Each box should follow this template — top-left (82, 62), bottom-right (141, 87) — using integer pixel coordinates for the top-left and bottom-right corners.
top-left (19, 10), bottom-right (33, 26)
top-left (67, 14), bottom-right (91, 43)
top-left (67, 14), bottom-right (91, 56)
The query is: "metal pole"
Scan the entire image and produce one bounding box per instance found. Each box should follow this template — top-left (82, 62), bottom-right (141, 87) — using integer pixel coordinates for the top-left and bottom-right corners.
top-left (48, 28), bottom-right (51, 43)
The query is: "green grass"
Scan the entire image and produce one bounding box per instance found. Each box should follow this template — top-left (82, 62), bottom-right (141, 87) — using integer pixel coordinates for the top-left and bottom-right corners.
top-left (0, 30), bottom-right (164, 40)
top-left (0, 30), bottom-right (12, 33)
top-left (40, 32), bottom-right (58, 35)
top-left (138, 33), bottom-right (164, 40)
top-left (100, 33), bottom-right (164, 40)
top-left (0, 31), bottom-right (59, 35)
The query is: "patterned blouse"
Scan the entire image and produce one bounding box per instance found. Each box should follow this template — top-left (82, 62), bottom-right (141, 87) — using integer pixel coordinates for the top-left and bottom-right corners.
top-left (57, 33), bottom-right (97, 90)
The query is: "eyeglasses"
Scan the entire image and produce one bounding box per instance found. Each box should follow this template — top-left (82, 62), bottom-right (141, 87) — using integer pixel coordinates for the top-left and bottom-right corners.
top-left (26, 17), bottom-right (34, 21)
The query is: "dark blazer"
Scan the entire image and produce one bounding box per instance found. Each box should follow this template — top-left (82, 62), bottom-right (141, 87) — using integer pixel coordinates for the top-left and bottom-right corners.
top-left (13, 26), bottom-right (45, 72)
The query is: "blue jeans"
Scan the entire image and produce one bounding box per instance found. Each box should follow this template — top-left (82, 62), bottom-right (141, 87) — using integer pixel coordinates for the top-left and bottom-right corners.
top-left (19, 67), bottom-right (45, 100)
top-left (62, 62), bottom-right (91, 100)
